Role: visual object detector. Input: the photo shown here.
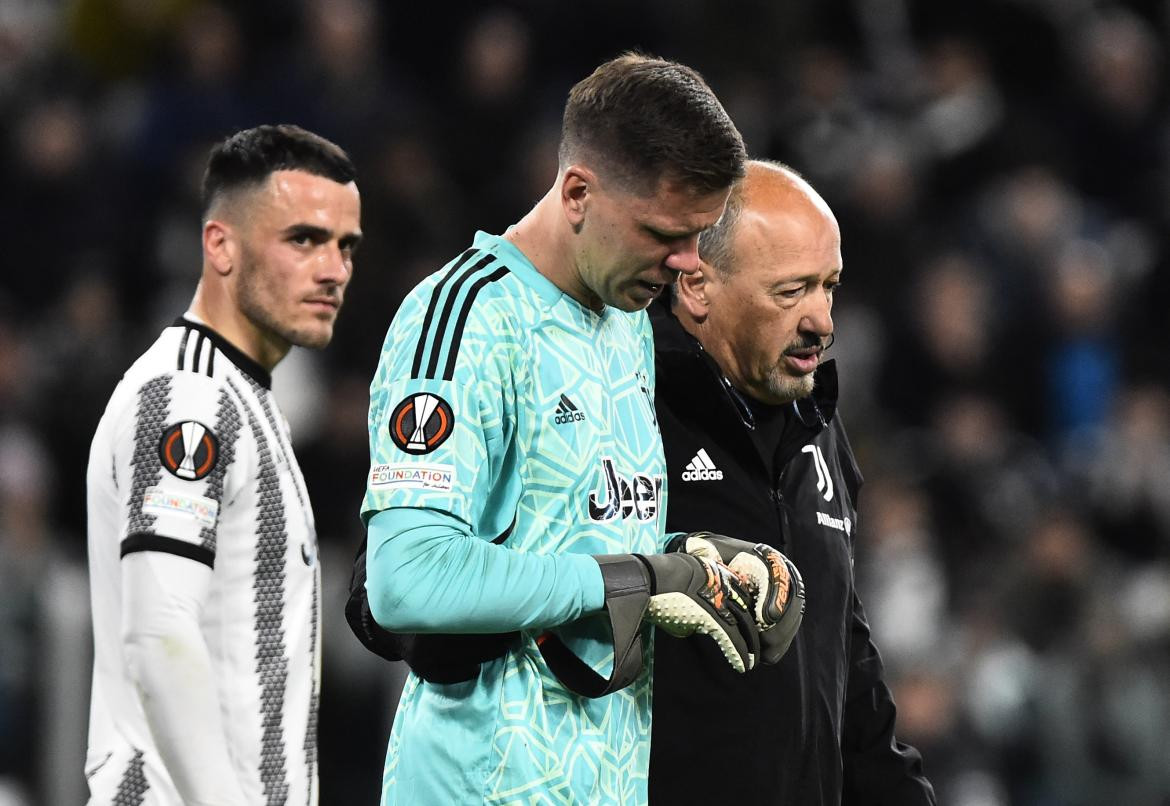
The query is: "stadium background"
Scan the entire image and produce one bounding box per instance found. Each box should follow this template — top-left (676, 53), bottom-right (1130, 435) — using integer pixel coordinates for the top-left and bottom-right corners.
top-left (2, 0), bottom-right (1170, 803)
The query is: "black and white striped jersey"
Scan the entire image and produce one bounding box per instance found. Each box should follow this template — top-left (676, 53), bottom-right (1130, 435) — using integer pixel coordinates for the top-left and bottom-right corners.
top-left (85, 315), bottom-right (321, 805)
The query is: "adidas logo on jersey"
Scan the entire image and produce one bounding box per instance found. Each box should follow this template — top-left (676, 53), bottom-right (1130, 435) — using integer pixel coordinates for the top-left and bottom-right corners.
top-left (554, 393), bottom-right (586, 425)
top-left (681, 448), bottom-right (723, 481)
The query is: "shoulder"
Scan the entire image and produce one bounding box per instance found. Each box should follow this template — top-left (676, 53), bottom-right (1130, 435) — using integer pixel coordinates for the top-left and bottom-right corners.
top-left (384, 247), bottom-right (535, 386)
top-left (95, 326), bottom-right (250, 478)
top-left (114, 324), bottom-right (250, 428)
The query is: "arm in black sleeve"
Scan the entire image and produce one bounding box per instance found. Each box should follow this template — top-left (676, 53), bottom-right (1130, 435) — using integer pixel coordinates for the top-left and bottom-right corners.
top-left (841, 591), bottom-right (937, 806)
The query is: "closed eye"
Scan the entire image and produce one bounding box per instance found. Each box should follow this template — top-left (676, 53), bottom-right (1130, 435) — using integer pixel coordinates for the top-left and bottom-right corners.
top-left (643, 225), bottom-right (695, 245)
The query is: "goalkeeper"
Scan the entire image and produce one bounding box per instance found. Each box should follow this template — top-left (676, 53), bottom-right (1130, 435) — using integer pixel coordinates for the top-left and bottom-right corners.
top-left (355, 55), bottom-right (802, 806)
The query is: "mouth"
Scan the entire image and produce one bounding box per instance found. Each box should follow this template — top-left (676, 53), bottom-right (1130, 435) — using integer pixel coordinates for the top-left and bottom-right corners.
top-left (783, 347), bottom-right (821, 374)
top-left (304, 297), bottom-right (340, 314)
top-left (636, 278), bottom-right (670, 298)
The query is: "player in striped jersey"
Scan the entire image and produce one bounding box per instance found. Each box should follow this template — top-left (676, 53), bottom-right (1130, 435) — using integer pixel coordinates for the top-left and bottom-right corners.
top-left (360, 55), bottom-right (757, 805)
top-left (85, 125), bottom-right (361, 805)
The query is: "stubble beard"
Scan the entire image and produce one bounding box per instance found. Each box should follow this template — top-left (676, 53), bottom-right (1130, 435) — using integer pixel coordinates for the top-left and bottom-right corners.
top-left (236, 254), bottom-right (335, 352)
top-left (763, 364), bottom-right (816, 404)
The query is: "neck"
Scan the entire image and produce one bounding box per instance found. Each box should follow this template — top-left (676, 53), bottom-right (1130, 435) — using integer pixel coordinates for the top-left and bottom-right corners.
top-left (505, 188), bottom-right (598, 310)
top-left (189, 276), bottom-right (289, 372)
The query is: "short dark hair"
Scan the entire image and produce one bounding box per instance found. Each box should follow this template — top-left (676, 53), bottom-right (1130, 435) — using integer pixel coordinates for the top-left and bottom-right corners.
top-left (559, 53), bottom-right (746, 195)
top-left (201, 124), bottom-right (356, 217)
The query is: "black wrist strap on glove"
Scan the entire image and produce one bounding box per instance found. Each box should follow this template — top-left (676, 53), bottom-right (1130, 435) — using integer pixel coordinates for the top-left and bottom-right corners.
top-left (538, 554), bottom-right (651, 698)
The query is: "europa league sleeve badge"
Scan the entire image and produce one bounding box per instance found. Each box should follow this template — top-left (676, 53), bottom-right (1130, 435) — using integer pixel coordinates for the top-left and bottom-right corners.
top-left (158, 421), bottom-right (219, 481)
top-left (388, 393), bottom-right (455, 455)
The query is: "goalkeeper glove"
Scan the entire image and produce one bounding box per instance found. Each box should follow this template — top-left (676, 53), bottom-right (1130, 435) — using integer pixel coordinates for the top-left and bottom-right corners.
top-left (669, 532), bottom-right (805, 665)
top-left (595, 552), bottom-right (761, 673)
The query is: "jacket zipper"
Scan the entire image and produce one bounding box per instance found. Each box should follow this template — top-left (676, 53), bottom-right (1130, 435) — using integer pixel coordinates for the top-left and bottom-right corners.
top-left (771, 468), bottom-right (789, 551)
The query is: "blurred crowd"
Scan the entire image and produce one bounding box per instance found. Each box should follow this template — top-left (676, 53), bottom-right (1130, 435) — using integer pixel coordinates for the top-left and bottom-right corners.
top-left (2, 0), bottom-right (1170, 804)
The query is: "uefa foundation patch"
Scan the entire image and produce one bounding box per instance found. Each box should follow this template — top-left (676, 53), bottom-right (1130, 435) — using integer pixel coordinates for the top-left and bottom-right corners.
top-left (389, 393), bottom-right (454, 454)
top-left (158, 421), bottom-right (219, 480)
top-left (142, 486), bottom-right (219, 527)
top-left (369, 463), bottom-right (455, 491)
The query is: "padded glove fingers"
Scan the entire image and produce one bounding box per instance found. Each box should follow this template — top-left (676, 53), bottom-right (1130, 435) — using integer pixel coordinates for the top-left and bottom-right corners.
top-left (671, 532), bottom-right (806, 665)
top-left (636, 552), bottom-right (760, 673)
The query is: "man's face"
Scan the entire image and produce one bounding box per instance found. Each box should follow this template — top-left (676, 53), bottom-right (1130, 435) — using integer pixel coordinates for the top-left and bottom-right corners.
top-left (576, 176), bottom-right (730, 312)
top-left (233, 169), bottom-right (362, 351)
top-left (702, 201), bottom-right (841, 405)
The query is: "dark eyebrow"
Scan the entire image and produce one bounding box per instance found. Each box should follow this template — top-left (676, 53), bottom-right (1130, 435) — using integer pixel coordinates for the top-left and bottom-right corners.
top-left (282, 224), bottom-right (363, 251)
top-left (282, 224), bottom-right (331, 242)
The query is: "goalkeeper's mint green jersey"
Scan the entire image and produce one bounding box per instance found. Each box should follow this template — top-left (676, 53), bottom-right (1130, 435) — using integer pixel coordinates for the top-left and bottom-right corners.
top-left (362, 231), bottom-right (669, 805)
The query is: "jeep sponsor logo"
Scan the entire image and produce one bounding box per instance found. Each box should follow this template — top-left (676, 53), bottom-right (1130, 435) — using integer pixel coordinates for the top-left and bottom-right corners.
top-left (588, 457), bottom-right (662, 522)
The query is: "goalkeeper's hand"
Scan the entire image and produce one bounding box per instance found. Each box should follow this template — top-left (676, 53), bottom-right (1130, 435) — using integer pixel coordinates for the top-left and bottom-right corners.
top-left (669, 532), bottom-right (805, 665)
top-left (595, 552), bottom-right (761, 673)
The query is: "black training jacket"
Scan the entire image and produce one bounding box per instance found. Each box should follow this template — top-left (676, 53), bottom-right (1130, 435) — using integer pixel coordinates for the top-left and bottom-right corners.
top-left (648, 304), bottom-right (935, 806)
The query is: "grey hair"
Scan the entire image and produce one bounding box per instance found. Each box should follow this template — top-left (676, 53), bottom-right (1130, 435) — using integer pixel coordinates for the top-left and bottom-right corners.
top-left (696, 179), bottom-right (746, 277)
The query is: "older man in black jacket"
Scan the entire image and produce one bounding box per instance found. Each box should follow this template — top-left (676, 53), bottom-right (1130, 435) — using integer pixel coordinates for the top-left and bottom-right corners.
top-left (648, 160), bottom-right (934, 805)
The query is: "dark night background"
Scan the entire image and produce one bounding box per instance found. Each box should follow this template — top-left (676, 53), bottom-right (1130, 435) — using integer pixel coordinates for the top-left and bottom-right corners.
top-left (2, 1), bottom-right (1170, 803)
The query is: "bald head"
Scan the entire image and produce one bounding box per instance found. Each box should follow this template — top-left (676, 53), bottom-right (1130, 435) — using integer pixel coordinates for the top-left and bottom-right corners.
top-left (698, 161), bottom-right (837, 277)
top-left (678, 160), bottom-right (841, 405)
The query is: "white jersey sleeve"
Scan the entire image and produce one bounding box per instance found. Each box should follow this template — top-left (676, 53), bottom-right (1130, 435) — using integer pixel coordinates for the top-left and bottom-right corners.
top-left (122, 552), bottom-right (249, 806)
top-left (113, 366), bottom-right (250, 567)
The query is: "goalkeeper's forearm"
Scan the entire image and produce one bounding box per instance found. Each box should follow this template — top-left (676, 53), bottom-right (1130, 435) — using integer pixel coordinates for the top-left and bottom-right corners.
top-left (366, 507), bottom-right (605, 633)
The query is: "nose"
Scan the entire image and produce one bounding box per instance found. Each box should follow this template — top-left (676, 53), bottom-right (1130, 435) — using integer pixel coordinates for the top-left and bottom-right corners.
top-left (320, 243), bottom-right (352, 285)
top-left (802, 287), bottom-right (834, 340)
top-left (662, 234), bottom-right (701, 276)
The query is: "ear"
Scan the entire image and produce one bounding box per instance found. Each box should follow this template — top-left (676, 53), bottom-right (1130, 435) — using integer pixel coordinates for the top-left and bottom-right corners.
top-left (559, 165), bottom-right (594, 230)
top-left (203, 219), bottom-right (234, 277)
top-left (675, 263), bottom-right (713, 321)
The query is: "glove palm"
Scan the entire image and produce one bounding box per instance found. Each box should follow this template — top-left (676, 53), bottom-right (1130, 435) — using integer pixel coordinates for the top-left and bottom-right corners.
top-left (638, 552), bottom-right (761, 673)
